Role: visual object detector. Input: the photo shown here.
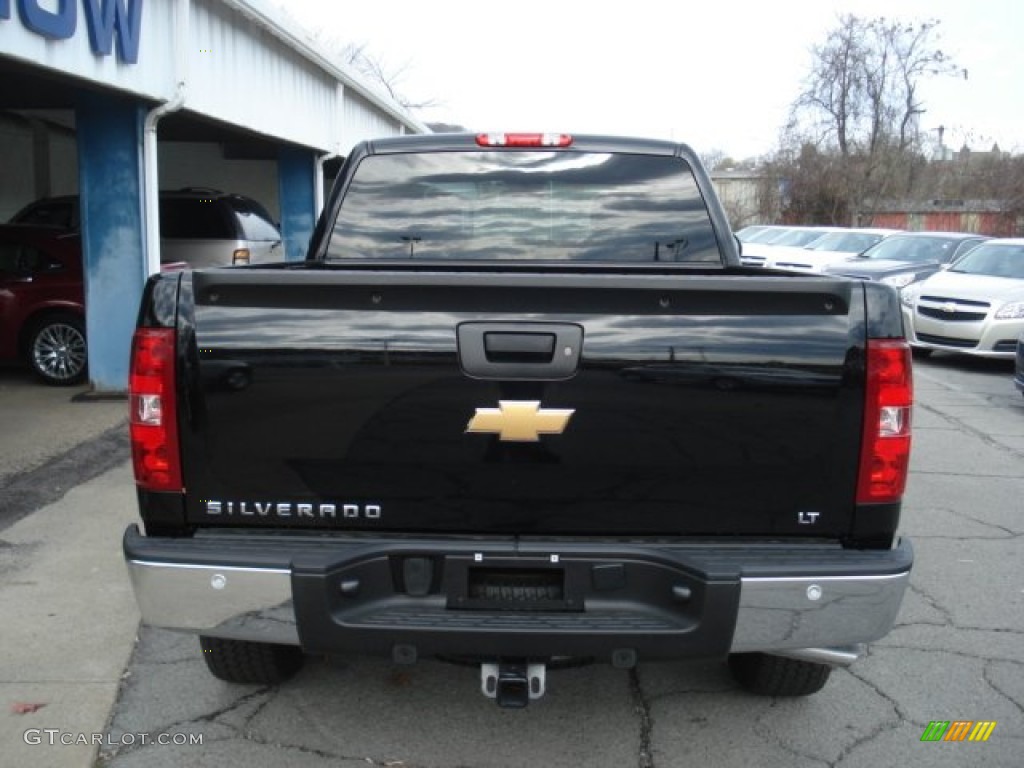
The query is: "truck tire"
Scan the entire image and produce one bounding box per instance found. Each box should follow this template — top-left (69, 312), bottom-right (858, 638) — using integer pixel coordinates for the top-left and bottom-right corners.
top-left (727, 652), bottom-right (831, 696)
top-left (27, 313), bottom-right (87, 386)
top-left (199, 636), bottom-right (304, 685)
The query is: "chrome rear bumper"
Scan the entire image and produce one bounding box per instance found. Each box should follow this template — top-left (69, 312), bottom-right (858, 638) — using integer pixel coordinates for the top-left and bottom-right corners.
top-left (124, 527), bottom-right (911, 665)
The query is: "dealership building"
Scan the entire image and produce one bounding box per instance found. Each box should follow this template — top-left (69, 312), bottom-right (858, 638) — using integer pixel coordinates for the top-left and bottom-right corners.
top-left (1, 0), bottom-right (425, 390)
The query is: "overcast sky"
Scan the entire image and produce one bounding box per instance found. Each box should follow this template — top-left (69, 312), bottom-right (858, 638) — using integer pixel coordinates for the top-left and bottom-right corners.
top-left (274, 0), bottom-right (1022, 160)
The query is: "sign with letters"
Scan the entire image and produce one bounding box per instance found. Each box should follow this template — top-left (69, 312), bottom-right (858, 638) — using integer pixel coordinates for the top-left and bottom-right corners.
top-left (0, 0), bottom-right (143, 64)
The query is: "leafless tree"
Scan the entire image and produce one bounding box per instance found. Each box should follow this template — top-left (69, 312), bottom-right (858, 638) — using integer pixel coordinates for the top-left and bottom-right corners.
top-left (271, 5), bottom-right (440, 118)
top-left (339, 42), bottom-right (440, 112)
top-left (780, 15), bottom-right (958, 224)
top-left (699, 149), bottom-right (728, 172)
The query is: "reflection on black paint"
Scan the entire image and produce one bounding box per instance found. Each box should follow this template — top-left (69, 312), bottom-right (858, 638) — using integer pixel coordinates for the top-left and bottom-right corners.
top-left (184, 281), bottom-right (864, 537)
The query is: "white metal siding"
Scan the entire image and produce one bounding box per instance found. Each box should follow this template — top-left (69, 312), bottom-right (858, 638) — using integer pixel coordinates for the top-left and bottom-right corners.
top-left (340, 90), bottom-right (404, 154)
top-left (1, 0), bottom-right (423, 152)
top-left (187, 0), bottom-right (340, 150)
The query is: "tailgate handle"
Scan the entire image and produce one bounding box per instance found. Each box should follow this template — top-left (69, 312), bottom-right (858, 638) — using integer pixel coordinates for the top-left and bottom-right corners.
top-left (458, 322), bottom-right (583, 380)
top-left (484, 332), bottom-right (555, 363)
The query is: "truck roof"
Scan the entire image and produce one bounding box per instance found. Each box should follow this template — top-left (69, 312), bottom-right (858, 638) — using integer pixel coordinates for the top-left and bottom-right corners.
top-left (362, 132), bottom-right (697, 159)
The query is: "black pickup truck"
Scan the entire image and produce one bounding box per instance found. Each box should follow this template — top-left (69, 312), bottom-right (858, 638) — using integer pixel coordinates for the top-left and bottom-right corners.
top-left (124, 133), bottom-right (913, 707)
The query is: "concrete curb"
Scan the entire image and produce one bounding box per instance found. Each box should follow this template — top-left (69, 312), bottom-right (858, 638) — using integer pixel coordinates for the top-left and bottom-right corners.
top-left (0, 460), bottom-right (140, 768)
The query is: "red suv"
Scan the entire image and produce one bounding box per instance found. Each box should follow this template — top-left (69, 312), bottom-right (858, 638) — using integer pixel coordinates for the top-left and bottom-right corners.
top-left (0, 225), bottom-right (86, 385)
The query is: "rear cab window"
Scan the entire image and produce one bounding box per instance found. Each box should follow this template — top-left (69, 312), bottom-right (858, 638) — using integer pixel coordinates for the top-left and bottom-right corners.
top-left (227, 197), bottom-right (281, 242)
top-left (160, 198), bottom-right (235, 240)
top-left (0, 242), bottom-right (60, 274)
top-left (326, 151), bottom-right (721, 265)
top-left (12, 200), bottom-right (78, 230)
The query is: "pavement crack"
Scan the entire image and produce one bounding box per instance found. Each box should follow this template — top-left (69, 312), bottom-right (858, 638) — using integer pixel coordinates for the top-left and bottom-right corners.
top-left (191, 687), bottom-right (275, 725)
top-left (146, 656), bottom-right (204, 666)
top-left (876, 643), bottom-right (1016, 663)
top-left (749, 701), bottom-right (831, 768)
top-left (196, 692), bottom-right (430, 768)
top-left (886, 622), bottom-right (1024, 638)
top-left (917, 401), bottom-right (1024, 462)
top-left (950, 625), bottom-right (1024, 636)
top-left (949, 507), bottom-right (1021, 537)
top-left (239, 733), bottom-right (427, 767)
top-left (100, 689), bottom-right (280, 763)
top-left (628, 667), bottom-right (655, 768)
top-left (983, 659), bottom-right (1024, 717)
top-left (827, 668), bottom-right (904, 767)
top-left (241, 689), bottom-right (274, 731)
top-left (842, 662), bottom-right (905, 717)
top-left (906, 583), bottom-right (955, 625)
top-left (910, 469), bottom-right (1024, 479)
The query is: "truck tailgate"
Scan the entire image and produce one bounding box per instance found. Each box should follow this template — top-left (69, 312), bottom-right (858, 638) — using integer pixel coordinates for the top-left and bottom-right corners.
top-left (180, 268), bottom-right (866, 538)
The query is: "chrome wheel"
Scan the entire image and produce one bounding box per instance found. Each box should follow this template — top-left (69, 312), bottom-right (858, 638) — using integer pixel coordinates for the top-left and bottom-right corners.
top-left (30, 317), bottom-right (87, 385)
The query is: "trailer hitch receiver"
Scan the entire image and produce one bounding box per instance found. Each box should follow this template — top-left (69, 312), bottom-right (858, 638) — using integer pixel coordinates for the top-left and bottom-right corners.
top-left (481, 660), bottom-right (546, 708)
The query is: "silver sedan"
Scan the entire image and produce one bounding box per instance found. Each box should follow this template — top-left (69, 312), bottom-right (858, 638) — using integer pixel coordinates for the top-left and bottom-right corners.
top-left (901, 238), bottom-right (1024, 359)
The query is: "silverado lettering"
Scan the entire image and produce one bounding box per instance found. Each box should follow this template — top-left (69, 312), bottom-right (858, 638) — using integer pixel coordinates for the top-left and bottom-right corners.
top-left (124, 132), bottom-right (914, 708)
top-left (204, 501), bottom-right (381, 519)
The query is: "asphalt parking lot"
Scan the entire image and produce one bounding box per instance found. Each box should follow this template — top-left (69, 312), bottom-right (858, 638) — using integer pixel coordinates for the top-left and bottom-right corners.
top-left (0, 366), bottom-right (126, 495)
top-left (2, 354), bottom-right (1022, 768)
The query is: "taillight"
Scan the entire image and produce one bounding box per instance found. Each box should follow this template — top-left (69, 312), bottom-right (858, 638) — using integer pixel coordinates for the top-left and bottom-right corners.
top-left (475, 133), bottom-right (573, 148)
top-left (129, 328), bottom-right (182, 492)
top-left (857, 339), bottom-right (913, 504)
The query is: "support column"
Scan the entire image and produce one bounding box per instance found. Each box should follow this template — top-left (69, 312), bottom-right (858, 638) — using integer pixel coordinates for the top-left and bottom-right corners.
top-left (76, 91), bottom-right (148, 393)
top-left (278, 146), bottom-right (317, 262)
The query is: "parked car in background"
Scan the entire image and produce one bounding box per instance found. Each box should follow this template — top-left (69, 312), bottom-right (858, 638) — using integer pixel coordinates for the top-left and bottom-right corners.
top-left (10, 188), bottom-right (283, 268)
top-left (734, 224), bottom-right (771, 242)
top-left (0, 224), bottom-right (187, 385)
top-left (765, 228), bottom-right (899, 272)
top-left (0, 225), bottom-right (86, 385)
top-left (158, 188), bottom-right (283, 266)
top-left (825, 231), bottom-right (989, 289)
top-left (736, 225), bottom-right (793, 266)
top-left (901, 238), bottom-right (1024, 359)
top-left (738, 225), bottom-right (792, 244)
top-left (740, 226), bottom-right (841, 267)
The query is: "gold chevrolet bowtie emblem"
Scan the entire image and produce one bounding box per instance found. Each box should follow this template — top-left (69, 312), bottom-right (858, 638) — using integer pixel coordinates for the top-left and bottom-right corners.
top-left (465, 401), bottom-right (575, 442)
